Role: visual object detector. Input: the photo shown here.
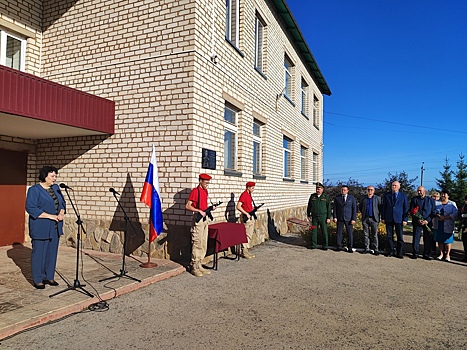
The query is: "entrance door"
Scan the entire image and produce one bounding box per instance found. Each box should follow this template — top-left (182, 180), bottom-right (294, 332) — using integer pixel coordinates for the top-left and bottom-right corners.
top-left (0, 149), bottom-right (27, 246)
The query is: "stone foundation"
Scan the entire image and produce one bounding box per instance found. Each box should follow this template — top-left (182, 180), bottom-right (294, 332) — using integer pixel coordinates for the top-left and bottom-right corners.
top-left (60, 206), bottom-right (308, 263)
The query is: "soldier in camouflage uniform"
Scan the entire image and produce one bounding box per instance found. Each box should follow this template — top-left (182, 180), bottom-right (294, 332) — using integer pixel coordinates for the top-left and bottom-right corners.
top-left (306, 182), bottom-right (332, 249)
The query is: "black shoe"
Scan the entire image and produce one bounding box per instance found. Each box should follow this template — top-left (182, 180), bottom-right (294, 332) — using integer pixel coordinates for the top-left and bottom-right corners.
top-left (348, 248), bottom-right (354, 253)
top-left (423, 255), bottom-right (433, 260)
top-left (386, 251), bottom-right (394, 257)
top-left (361, 249), bottom-right (370, 254)
top-left (373, 250), bottom-right (380, 256)
top-left (410, 253), bottom-right (418, 259)
top-left (463, 256), bottom-right (467, 262)
top-left (322, 246), bottom-right (328, 251)
top-left (33, 283), bottom-right (45, 289)
top-left (43, 280), bottom-right (59, 286)
top-left (396, 253), bottom-right (404, 259)
top-left (336, 247), bottom-right (345, 252)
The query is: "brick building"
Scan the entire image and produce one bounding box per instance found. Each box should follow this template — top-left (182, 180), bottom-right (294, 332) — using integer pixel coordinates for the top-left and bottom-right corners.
top-left (0, 0), bottom-right (331, 261)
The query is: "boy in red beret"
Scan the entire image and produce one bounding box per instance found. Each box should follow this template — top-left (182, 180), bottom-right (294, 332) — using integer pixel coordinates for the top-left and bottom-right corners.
top-left (186, 173), bottom-right (215, 276)
top-left (236, 181), bottom-right (257, 259)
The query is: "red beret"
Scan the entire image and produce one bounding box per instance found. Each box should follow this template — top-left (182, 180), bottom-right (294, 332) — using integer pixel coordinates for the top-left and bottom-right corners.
top-left (246, 181), bottom-right (256, 187)
top-left (199, 173), bottom-right (212, 180)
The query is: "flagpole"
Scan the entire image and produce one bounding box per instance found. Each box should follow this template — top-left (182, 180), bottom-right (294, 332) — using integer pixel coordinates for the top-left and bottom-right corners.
top-left (140, 240), bottom-right (157, 268)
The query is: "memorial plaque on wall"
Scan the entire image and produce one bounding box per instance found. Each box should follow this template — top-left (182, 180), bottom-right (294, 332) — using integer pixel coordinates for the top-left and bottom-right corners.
top-left (201, 148), bottom-right (216, 170)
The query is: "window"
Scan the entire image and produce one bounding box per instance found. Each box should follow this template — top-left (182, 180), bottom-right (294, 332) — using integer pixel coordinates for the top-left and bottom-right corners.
top-left (284, 55), bottom-right (293, 99)
top-left (224, 105), bottom-right (238, 170)
top-left (301, 79), bottom-right (308, 115)
top-left (312, 152), bottom-right (319, 182)
top-left (254, 14), bottom-right (265, 72)
top-left (283, 136), bottom-right (292, 178)
top-left (226, 0), bottom-right (240, 47)
top-left (313, 94), bottom-right (320, 128)
top-left (300, 146), bottom-right (308, 181)
top-left (253, 120), bottom-right (263, 175)
top-left (0, 30), bottom-right (26, 71)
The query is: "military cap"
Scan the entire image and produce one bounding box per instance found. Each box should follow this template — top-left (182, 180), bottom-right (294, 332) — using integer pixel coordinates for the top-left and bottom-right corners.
top-left (199, 173), bottom-right (212, 180)
top-left (315, 182), bottom-right (324, 188)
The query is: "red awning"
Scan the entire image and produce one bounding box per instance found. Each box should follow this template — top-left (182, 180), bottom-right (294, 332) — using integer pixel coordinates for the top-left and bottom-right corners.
top-left (0, 65), bottom-right (114, 139)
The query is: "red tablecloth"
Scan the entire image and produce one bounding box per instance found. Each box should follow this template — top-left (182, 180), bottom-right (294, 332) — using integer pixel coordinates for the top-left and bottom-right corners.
top-left (208, 222), bottom-right (248, 252)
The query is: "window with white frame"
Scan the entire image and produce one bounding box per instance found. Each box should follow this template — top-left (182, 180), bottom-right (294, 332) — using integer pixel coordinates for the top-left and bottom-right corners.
top-left (254, 13), bottom-right (265, 72)
top-left (301, 78), bottom-right (308, 115)
top-left (224, 104), bottom-right (238, 170)
top-left (313, 94), bottom-right (320, 128)
top-left (226, 0), bottom-right (240, 47)
top-left (300, 145), bottom-right (308, 181)
top-left (283, 136), bottom-right (292, 178)
top-left (0, 30), bottom-right (26, 71)
top-left (252, 120), bottom-right (263, 175)
top-left (284, 55), bottom-right (293, 99)
top-left (312, 152), bottom-right (319, 182)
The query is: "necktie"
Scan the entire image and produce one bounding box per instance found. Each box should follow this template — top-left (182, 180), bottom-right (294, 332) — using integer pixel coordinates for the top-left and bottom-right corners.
top-left (343, 195), bottom-right (346, 204)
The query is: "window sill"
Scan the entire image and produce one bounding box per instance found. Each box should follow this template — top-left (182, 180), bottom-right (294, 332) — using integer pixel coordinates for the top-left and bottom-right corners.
top-left (254, 67), bottom-right (267, 80)
top-left (253, 174), bottom-right (266, 180)
top-left (300, 180), bottom-right (309, 184)
top-left (225, 38), bottom-right (245, 57)
top-left (284, 95), bottom-right (295, 107)
top-left (283, 177), bottom-right (295, 182)
top-left (224, 169), bottom-right (243, 177)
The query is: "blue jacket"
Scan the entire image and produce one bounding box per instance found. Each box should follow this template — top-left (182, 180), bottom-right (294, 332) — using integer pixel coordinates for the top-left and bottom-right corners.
top-left (409, 195), bottom-right (436, 224)
top-left (333, 194), bottom-right (357, 222)
top-left (26, 184), bottom-right (66, 239)
top-left (382, 191), bottom-right (408, 224)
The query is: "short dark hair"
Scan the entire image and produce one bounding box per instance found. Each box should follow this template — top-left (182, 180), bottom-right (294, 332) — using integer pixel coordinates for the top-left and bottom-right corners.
top-left (38, 166), bottom-right (58, 182)
top-left (441, 189), bottom-right (450, 196)
top-left (341, 185), bottom-right (349, 189)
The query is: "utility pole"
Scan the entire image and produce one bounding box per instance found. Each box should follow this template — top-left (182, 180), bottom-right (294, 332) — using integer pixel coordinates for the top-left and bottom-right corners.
top-left (420, 162), bottom-right (425, 186)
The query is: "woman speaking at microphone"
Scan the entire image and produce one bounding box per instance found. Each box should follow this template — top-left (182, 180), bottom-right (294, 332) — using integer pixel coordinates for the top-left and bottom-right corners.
top-left (26, 166), bottom-right (66, 289)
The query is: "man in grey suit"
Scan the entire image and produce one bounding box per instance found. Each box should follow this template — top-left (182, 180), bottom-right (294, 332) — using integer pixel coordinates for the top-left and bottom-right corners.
top-left (359, 185), bottom-right (382, 255)
top-left (333, 185), bottom-right (357, 252)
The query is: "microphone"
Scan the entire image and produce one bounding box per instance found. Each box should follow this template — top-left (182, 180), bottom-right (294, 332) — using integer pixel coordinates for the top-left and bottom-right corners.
top-left (59, 183), bottom-right (73, 190)
top-left (109, 188), bottom-right (120, 196)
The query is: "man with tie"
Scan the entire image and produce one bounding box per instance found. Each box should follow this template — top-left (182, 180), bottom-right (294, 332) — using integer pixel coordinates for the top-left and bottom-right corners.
top-left (333, 185), bottom-right (357, 252)
top-left (359, 185), bottom-right (382, 255)
top-left (382, 181), bottom-right (409, 258)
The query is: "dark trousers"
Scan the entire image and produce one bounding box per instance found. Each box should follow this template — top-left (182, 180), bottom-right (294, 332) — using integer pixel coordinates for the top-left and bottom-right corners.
top-left (31, 233), bottom-right (60, 284)
top-left (412, 224), bottom-right (433, 257)
top-left (336, 221), bottom-right (354, 249)
top-left (311, 216), bottom-right (328, 248)
top-left (386, 222), bottom-right (404, 255)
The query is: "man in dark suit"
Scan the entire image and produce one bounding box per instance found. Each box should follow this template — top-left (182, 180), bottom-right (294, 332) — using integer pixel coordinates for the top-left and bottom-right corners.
top-left (409, 186), bottom-right (436, 260)
top-left (333, 185), bottom-right (357, 252)
top-left (359, 185), bottom-right (382, 255)
top-left (382, 181), bottom-right (408, 258)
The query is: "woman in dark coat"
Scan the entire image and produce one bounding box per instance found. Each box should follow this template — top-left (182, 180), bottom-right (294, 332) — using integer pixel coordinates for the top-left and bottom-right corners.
top-left (25, 166), bottom-right (66, 289)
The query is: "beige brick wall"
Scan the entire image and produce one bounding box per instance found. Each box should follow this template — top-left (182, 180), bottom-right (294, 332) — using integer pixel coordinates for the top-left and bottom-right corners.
top-left (4, 0), bottom-right (326, 257)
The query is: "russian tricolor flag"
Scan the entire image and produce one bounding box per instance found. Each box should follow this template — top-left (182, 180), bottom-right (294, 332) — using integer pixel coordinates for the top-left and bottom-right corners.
top-left (140, 145), bottom-right (164, 242)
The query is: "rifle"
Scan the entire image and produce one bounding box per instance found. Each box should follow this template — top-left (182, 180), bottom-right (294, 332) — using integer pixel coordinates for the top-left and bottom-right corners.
top-left (196, 201), bottom-right (222, 223)
top-left (242, 203), bottom-right (264, 222)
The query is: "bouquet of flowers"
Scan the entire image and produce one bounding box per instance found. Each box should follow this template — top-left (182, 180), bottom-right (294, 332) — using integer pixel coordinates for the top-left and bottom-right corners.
top-left (411, 206), bottom-right (433, 235)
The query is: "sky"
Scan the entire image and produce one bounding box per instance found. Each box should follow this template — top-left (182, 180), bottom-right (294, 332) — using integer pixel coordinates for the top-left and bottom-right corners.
top-left (286, 0), bottom-right (467, 190)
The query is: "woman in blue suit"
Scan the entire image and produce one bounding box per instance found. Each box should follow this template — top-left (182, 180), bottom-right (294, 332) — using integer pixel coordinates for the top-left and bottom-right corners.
top-left (26, 166), bottom-right (66, 289)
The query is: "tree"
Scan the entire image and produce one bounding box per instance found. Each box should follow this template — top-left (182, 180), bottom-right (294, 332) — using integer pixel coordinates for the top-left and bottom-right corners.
top-left (435, 156), bottom-right (454, 193)
top-left (376, 171), bottom-right (418, 198)
top-left (453, 153), bottom-right (467, 207)
top-left (323, 178), bottom-right (366, 201)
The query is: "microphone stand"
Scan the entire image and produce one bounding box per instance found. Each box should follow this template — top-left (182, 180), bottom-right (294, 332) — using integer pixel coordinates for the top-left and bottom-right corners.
top-left (50, 187), bottom-right (94, 298)
top-left (99, 191), bottom-right (141, 283)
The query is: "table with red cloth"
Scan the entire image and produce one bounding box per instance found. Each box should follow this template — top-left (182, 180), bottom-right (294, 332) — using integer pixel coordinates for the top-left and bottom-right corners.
top-left (207, 222), bottom-right (248, 270)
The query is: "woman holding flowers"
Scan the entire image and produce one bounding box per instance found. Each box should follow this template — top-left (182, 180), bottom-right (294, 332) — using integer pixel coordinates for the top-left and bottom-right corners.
top-left (433, 190), bottom-right (458, 262)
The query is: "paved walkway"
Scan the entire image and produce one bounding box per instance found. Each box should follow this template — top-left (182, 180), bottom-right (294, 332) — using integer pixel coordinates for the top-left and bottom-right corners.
top-left (0, 243), bottom-right (185, 340)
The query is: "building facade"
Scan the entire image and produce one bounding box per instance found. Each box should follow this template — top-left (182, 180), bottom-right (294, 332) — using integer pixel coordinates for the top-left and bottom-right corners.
top-left (0, 0), bottom-right (330, 261)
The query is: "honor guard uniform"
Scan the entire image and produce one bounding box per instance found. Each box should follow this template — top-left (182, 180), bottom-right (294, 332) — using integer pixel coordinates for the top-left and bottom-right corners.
top-left (186, 173), bottom-right (215, 277)
top-left (236, 181), bottom-right (257, 259)
top-left (306, 182), bottom-right (332, 249)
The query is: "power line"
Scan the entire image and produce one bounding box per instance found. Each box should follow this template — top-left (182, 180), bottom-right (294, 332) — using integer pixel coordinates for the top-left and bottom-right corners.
top-left (325, 111), bottom-right (467, 134)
